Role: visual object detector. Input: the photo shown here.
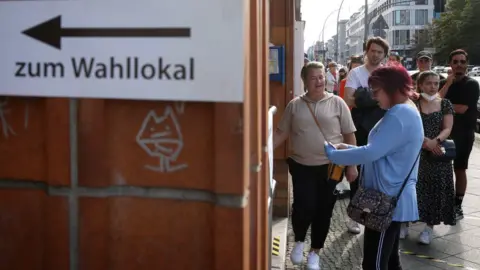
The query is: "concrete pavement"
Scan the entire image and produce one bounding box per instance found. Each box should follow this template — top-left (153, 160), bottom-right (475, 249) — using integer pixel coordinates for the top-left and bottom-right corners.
top-left (284, 138), bottom-right (480, 270)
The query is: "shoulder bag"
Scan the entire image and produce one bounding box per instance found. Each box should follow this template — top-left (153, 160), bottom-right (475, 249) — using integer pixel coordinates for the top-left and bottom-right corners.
top-left (417, 99), bottom-right (456, 162)
top-left (347, 153), bottom-right (420, 232)
top-left (302, 98), bottom-right (345, 183)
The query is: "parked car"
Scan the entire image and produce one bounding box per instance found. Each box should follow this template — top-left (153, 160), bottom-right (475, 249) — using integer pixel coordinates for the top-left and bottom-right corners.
top-left (433, 66), bottom-right (446, 74)
top-left (469, 67), bottom-right (480, 77)
top-left (408, 70), bottom-right (418, 76)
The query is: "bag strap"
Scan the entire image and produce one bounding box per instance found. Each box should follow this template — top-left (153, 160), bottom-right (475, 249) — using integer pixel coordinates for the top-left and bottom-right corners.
top-left (396, 151), bottom-right (420, 198)
top-left (301, 97), bottom-right (327, 140)
top-left (358, 151), bottom-right (420, 199)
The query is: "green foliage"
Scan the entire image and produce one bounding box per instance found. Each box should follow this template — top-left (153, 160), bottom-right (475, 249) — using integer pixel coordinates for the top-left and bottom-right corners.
top-left (431, 0), bottom-right (480, 64)
top-left (411, 24), bottom-right (434, 57)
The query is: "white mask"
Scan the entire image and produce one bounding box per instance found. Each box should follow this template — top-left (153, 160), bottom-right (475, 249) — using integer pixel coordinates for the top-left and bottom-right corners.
top-left (421, 92), bottom-right (438, 102)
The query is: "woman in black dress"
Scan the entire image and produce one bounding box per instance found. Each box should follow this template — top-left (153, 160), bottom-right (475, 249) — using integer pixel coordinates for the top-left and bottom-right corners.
top-left (415, 71), bottom-right (456, 245)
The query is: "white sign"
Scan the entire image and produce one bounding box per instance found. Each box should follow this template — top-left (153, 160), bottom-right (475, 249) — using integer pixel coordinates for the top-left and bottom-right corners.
top-left (0, 0), bottom-right (245, 102)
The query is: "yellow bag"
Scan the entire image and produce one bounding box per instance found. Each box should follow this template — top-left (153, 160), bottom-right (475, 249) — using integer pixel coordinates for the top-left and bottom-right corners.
top-left (328, 164), bottom-right (345, 182)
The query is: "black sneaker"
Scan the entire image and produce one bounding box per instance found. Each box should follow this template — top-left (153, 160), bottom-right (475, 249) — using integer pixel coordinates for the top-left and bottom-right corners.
top-left (456, 206), bottom-right (464, 220)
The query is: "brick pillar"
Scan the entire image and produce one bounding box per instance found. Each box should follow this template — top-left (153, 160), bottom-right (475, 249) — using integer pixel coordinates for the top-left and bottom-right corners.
top-left (0, 98), bottom-right (256, 270)
top-left (269, 0), bottom-right (295, 218)
top-left (272, 159), bottom-right (291, 217)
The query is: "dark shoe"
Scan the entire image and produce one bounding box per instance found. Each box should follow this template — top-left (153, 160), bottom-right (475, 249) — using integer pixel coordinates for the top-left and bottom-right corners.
top-left (456, 206), bottom-right (464, 220)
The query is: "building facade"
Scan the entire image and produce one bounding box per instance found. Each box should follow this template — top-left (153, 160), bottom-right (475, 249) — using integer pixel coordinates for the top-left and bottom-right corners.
top-left (338, 20), bottom-right (348, 65)
top-left (345, 0), bottom-right (443, 61)
top-left (306, 41), bottom-right (327, 62)
top-left (326, 37), bottom-right (336, 61)
top-left (345, 10), bottom-right (364, 59)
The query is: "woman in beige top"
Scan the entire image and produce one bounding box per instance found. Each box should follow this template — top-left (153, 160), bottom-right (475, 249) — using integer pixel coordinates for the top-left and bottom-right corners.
top-left (273, 62), bottom-right (357, 270)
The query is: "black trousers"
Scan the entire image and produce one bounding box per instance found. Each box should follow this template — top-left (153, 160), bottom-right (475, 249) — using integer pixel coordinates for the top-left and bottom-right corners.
top-left (451, 130), bottom-right (475, 170)
top-left (287, 158), bottom-right (337, 249)
top-left (363, 222), bottom-right (402, 270)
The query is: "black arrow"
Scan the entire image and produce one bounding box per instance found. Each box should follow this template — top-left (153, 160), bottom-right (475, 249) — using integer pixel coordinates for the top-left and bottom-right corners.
top-left (22, 15), bottom-right (191, 50)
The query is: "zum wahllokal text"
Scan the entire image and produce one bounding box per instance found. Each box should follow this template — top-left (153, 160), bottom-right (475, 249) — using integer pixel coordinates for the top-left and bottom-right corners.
top-left (14, 57), bottom-right (194, 80)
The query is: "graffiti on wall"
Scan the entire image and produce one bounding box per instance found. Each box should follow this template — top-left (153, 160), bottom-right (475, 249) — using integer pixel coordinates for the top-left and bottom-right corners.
top-left (0, 97), bottom-right (29, 139)
top-left (136, 102), bottom-right (187, 173)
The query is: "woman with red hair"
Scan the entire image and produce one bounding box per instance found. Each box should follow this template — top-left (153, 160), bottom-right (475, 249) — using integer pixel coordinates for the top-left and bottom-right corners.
top-left (324, 66), bottom-right (424, 270)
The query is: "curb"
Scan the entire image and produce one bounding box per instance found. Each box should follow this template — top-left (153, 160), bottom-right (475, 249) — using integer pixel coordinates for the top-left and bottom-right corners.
top-left (475, 133), bottom-right (480, 147)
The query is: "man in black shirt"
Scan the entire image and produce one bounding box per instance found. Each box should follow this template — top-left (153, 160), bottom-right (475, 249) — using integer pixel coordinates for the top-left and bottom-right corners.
top-left (440, 49), bottom-right (480, 219)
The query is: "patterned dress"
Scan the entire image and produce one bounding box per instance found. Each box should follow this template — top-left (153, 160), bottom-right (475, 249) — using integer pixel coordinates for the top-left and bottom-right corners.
top-left (417, 99), bottom-right (456, 226)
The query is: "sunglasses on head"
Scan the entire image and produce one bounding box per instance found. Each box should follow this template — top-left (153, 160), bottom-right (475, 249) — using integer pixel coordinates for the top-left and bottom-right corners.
top-left (452, 59), bottom-right (467, 65)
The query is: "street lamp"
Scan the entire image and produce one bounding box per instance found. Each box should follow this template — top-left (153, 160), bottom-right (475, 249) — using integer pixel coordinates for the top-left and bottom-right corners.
top-left (320, 9), bottom-right (340, 63)
top-left (363, 0), bottom-right (368, 50)
top-left (316, 3), bottom-right (349, 63)
top-left (335, 0), bottom-right (347, 63)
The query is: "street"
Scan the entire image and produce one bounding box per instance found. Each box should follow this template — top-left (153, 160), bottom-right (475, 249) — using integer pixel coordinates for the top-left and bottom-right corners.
top-left (286, 137), bottom-right (480, 270)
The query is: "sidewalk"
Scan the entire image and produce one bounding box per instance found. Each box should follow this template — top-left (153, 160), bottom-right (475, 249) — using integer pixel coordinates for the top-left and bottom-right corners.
top-left (285, 139), bottom-right (480, 270)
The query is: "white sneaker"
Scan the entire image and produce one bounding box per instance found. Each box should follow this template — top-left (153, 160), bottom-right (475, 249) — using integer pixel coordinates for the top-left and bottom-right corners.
top-left (399, 223), bottom-right (409, 239)
top-left (418, 227), bottom-right (433, 245)
top-left (346, 219), bottom-right (361, 234)
top-left (306, 251), bottom-right (321, 270)
top-left (290, 241), bottom-right (304, 265)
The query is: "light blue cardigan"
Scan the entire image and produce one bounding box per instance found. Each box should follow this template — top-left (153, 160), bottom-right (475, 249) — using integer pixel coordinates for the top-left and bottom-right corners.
top-left (326, 104), bottom-right (424, 222)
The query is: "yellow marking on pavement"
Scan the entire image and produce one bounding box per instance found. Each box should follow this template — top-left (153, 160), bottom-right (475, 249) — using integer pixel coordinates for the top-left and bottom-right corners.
top-left (400, 249), bottom-right (477, 269)
top-left (272, 236), bottom-right (280, 256)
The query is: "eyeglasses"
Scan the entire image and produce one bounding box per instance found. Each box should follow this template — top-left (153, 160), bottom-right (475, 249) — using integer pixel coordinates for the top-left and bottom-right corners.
top-left (452, 59), bottom-right (467, 65)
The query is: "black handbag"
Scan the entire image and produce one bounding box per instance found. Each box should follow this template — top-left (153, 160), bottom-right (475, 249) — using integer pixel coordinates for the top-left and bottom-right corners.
top-left (353, 87), bottom-right (377, 109)
top-left (429, 139), bottom-right (456, 162)
top-left (417, 100), bottom-right (456, 162)
top-left (347, 153), bottom-right (420, 232)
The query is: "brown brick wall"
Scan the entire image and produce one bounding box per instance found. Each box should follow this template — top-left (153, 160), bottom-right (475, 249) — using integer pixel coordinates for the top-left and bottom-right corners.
top-left (0, 98), bottom-right (251, 270)
top-left (270, 0), bottom-right (295, 218)
top-left (0, 190), bottom-right (69, 270)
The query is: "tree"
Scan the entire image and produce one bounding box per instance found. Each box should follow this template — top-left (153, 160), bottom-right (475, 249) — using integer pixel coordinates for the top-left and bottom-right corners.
top-left (430, 0), bottom-right (480, 63)
top-left (457, 0), bottom-right (480, 63)
top-left (410, 24), bottom-right (434, 57)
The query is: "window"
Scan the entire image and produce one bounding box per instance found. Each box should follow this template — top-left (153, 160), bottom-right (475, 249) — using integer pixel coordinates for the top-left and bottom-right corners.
top-left (415, 9), bottom-right (428, 25)
top-left (415, 0), bottom-right (428, 4)
top-left (393, 0), bottom-right (410, 6)
top-left (393, 30), bottom-right (410, 45)
top-left (434, 0), bottom-right (446, 13)
top-left (393, 10), bottom-right (410, 25)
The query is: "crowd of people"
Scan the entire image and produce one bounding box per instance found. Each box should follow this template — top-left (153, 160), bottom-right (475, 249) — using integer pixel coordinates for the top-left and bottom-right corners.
top-left (274, 36), bottom-right (480, 270)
